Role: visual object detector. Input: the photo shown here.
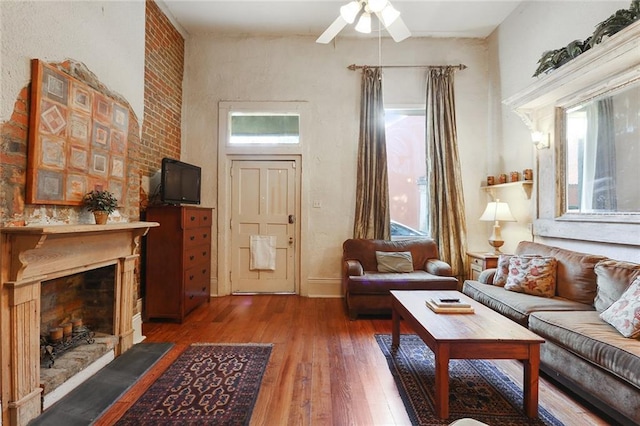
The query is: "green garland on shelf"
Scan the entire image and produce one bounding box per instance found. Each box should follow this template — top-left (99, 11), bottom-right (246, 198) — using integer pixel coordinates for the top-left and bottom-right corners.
top-left (533, 0), bottom-right (640, 77)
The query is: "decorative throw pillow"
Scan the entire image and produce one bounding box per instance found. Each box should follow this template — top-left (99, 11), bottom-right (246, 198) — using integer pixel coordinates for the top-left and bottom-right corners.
top-left (600, 276), bottom-right (640, 338)
top-left (376, 251), bottom-right (414, 273)
top-left (504, 256), bottom-right (557, 297)
top-left (492, 254), bottom-right (512, 286)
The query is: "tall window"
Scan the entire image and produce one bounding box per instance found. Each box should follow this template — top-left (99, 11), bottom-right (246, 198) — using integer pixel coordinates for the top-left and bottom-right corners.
top-left (385, 108), bottom-right (428, 237)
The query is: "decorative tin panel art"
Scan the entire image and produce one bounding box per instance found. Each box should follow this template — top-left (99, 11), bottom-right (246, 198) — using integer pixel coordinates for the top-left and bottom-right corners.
top-left (27, 59), bottom-right (129, 205)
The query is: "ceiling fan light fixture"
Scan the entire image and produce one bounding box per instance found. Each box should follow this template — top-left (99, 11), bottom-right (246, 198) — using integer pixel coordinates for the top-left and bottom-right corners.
top-left (340, 1), bottom-right (362, 24)
top-left (355, 12), bottom-right (372, 33)
top-left (367, 0), bottom-right (388, 13)
top-left (380, 3), bottom-right (400, 27)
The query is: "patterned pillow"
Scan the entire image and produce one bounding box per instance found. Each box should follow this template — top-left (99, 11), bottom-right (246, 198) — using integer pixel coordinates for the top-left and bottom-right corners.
top-left (492, 254), bottom-right (512, 286)
top-left (504, 256), bottom-right (557, 297)
top-left (600, 276), bottom-right (640, 338)
top-left (376, 251), bottom-right (414, 273)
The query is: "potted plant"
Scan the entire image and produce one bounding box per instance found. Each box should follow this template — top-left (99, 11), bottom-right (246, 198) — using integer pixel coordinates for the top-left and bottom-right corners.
top-left (83, 190), bottom-right (118, 224)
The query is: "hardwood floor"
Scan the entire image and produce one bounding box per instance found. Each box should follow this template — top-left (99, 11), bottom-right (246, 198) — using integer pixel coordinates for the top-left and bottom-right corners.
top-left (96, 295), bottom-right (610, 425)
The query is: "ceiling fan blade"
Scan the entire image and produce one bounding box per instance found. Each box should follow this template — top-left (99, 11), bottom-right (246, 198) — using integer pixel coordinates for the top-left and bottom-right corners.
top-left (382, 15), bottom-right (411, 42)
top-left (316, 15), bottom-right (348, 44)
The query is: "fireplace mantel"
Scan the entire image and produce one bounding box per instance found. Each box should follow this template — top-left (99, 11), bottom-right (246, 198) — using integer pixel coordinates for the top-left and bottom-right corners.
top-left (0, 221), bottom-right (158, 425)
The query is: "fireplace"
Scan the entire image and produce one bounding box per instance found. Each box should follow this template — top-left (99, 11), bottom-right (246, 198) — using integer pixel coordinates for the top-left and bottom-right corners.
top-left (0, 222), bottom-right (156, 426)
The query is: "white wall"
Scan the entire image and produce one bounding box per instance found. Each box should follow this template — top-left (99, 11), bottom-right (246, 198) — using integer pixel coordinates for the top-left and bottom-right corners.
top-left (489, 0), bottom-right (637, 261)
top-left (182, 34), bottom-right (490, 295)
top-left (0, 1), bottom-right (145, 124)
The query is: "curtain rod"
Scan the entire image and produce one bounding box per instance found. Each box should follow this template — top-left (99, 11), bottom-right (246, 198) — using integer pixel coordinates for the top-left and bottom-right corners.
top-left (347, 63), bottom-right (467, 71)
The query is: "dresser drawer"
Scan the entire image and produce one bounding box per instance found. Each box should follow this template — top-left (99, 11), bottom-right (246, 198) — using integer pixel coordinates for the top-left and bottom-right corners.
top-left (184, 227), bottom-right (211, 247)
top-left (184, 246), bottom-right (210, 269)
top-left (470, 257), bottom-right (485, 268)
top-left (183, 266), bottom-right (210, 313)
top-left (182, 208), bottom-right (212, 229)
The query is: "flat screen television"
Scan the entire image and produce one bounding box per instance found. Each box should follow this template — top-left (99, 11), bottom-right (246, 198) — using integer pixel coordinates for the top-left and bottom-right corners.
top-left (160, 158), bottom-right (201, 205)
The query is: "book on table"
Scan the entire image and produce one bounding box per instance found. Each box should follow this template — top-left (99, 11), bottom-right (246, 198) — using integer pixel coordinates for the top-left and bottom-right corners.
top-left (425, 299), bottom-right (475, 314)
top-left (429, 298), bottom-right (471, 308)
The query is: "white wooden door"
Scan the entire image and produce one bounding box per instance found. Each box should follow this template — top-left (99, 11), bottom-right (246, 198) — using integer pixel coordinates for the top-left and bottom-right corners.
top-left (230, 160), bottom-right (297, 293)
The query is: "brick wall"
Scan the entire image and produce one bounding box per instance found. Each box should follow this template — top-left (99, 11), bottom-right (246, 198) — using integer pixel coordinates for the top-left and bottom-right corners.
top-left (40, 266), bottom-right (115, 336)
top-left (0, 0), bottom-right (184, 223)
top-left (140, 0), bottom-right (184, 187)
top-left (0, 62), bottom-right (143, 226)
top-left (0, 0), bottom-right (185, 314)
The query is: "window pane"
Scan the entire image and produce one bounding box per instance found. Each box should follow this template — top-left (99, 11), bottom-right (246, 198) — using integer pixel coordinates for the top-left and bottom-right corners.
top-left (230, 112), bottom-right (300, 144)
top-left (385, 109), bottom-right (428, 237)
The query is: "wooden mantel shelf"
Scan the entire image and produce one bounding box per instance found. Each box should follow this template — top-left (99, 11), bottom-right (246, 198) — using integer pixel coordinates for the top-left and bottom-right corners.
top-left (1, 221), bottom-right (158, 235)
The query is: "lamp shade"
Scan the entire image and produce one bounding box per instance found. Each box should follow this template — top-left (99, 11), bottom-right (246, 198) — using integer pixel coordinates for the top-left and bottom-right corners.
top-left (355, 12), bottom-right (372, 33)
top-left (479, 199), bottom-right (516, 222)
top-left (340, 1), bottom-right (362, 24)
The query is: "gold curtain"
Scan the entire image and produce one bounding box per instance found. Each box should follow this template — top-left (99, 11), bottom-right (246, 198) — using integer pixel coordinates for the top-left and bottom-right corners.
top-left (353, 67), bottom-right (390, 239)
top-left (426, 68), bottom-right (467, 280)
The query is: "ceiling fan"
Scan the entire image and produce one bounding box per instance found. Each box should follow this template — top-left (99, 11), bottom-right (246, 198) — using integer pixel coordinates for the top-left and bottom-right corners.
top-left (316, 0), bottom-right (411, 44)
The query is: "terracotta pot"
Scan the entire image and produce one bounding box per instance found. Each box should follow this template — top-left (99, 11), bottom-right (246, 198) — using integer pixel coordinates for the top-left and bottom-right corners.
top-left (93, 211), bottom-right (109, 225)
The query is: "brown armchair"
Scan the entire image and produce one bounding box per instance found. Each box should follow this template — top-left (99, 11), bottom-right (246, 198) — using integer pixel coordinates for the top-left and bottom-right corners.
top-left (342, 238), bottom-right (458, 319)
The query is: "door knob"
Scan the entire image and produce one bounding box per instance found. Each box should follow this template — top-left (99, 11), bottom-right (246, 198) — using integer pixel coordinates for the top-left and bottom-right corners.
top-left (288, 214), bottom-right (295, 224)
top-left (289, 237), bottom-right (294, 245)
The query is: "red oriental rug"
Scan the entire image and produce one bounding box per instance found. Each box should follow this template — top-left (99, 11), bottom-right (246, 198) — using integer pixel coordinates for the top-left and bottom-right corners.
top-left (116, 343), bottom-right (272, 426)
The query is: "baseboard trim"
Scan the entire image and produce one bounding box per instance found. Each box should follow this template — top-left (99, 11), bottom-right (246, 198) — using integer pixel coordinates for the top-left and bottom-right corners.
top-left (306, 278), bottom-right (342, 298)
top-left (133, 312), bottom-right (146, 344)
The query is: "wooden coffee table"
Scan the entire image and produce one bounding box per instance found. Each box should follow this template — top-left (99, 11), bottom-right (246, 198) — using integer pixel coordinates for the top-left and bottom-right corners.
top-left (391, 290), bottom-right (545, 420)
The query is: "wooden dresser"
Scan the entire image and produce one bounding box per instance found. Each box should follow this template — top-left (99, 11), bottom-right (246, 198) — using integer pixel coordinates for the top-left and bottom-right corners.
top-left (145, 205), bottom-right (212, 321)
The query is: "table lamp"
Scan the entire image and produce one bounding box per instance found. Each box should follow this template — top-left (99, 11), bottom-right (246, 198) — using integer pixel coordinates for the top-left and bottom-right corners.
top-left (479, 199), bottom-right (516, 253)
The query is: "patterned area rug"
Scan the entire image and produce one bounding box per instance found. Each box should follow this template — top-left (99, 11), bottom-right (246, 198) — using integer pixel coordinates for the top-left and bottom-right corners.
top-left (376, 334), bottom-right (564, 426)
top-left (116, 343), bottom-right (272, 426)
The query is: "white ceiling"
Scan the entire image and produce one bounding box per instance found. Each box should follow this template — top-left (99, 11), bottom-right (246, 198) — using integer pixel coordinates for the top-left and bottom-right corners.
top-left (160, 0), bottom-right (523, 39)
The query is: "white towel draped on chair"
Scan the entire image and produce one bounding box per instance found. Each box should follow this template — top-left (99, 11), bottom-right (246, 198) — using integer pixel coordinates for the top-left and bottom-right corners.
top-left (250, 235), bottom-right (276, 270)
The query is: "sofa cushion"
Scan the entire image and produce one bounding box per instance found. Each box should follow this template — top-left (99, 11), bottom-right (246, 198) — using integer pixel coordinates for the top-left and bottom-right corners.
top-left (529, 310), bottom-right (640, 389)
top-left (376, 251), bottom-right (413, 273)
top-left (594, 260), bottom-right (640, 313)
top-left (600, 276), bottom-right (640, 338)
top-left (462, 280), bottom-right (593, 326)
top-left (492, 254), bottom-right (512, 287)
top-left (515, 241), bottom-right (607, 305)
top-left (504, 255), bottom-right (557, 297)
top-left (348, 271), bottom-right (457, 294)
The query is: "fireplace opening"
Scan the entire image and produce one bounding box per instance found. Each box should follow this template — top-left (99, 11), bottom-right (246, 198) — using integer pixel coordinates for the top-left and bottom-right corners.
top-left (39, 265), bottom-right (119, 408)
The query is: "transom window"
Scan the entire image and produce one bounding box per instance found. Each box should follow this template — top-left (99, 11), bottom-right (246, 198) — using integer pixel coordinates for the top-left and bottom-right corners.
top-left (230, 112), bottom-right (300, 145)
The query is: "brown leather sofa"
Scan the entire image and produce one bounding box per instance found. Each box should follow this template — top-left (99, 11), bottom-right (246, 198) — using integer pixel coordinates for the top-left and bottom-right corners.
top-left (342, 238), bottom-right (458, 319)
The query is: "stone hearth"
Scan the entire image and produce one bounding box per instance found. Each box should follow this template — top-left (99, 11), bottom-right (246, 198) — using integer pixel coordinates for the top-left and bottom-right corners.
top-left (0, 222), bottom-right (156, 426)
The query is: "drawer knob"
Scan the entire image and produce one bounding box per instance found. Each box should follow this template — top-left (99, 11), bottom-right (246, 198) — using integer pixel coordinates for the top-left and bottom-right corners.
top-left (203, 233), bottom-right (208, 238)
top-left (190, 236), bottom-right (195, 241)
top-left (190, 216), bottom-right (196, 221)
top-left (189, 295), bottom-right (194, 299)
top-left (202, 251), bottom-right (207, 256)
top-left (189, 255), bottom-right (195, 260)
top-left (202, 286), bottom-right (206, 292)
top-left (202, 269), bottom-right (207, 274)
top-left (189, 275), bottom-right (194, 280)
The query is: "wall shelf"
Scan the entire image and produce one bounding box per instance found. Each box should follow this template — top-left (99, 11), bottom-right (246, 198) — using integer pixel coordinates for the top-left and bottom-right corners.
top-left (481, 181), bottom-right (533, 200)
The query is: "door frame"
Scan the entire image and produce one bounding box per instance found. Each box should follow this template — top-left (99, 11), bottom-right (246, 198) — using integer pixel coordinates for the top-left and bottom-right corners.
top-left (217, 101), bottom-right (308, 296)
